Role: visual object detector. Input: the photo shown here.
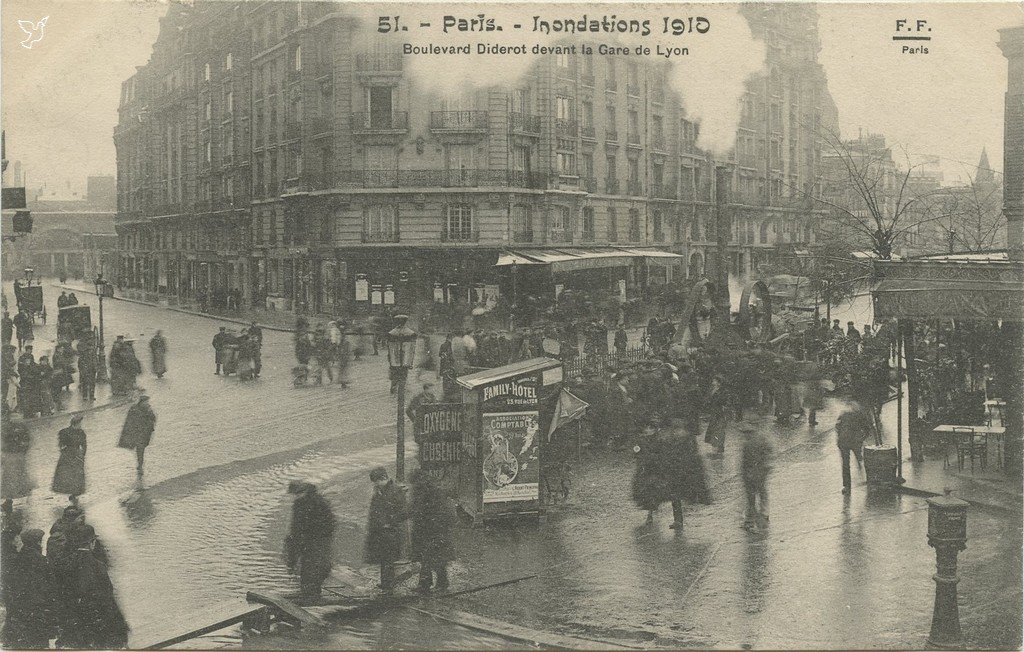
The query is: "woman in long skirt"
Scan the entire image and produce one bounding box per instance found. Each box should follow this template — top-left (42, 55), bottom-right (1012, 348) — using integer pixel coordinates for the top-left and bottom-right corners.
top-left (52, 414), bottom-right (87, 501)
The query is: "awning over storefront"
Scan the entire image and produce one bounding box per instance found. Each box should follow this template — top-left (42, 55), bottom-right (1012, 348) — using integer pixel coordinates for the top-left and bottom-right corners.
top-left (871, 258), bottom-right (1024, 321)
top-left (494, 247), bottom-right (683, 273)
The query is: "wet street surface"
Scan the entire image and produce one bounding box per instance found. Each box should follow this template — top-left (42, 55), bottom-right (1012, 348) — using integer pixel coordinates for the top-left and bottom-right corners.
top-left (6, 283), bottom-right (1022, 649)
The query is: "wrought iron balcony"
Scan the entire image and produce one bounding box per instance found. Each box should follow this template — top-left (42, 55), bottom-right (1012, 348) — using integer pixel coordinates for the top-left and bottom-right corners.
top-left (441, 225), bottom-right (479, 242)
top-left (510, 112), bottom-right (541, 135)
top-left (362, 229), bottom-right (400, 243)
top-left (337, 168), bottom-right (528, 188)
top-left (605, 129), bottom-right (619, 143)
top-left (555, 119), bottom-right (578, 137)
top-left (350, 112), bottom-right (409, 133)
top-left (355, 53), bottom-right (403, 73)
top-left (430, 111), bottom-right (488, 132)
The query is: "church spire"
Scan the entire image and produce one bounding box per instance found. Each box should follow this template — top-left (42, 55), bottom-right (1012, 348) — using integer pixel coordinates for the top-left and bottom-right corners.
top-left (975, 147), bottom-right (995, 186)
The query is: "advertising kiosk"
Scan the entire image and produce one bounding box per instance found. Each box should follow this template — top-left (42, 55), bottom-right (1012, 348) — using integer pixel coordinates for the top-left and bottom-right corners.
top-left (455, 358), bottom-right (563, 525)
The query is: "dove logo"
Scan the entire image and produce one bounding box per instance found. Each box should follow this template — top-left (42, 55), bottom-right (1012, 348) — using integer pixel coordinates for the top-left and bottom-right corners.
top-left (19, 16), bottom-right (48, 49)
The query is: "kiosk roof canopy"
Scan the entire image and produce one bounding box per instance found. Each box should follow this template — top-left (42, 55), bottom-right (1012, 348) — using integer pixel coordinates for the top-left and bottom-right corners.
top-left (871, 258), bottom-right (1024, 321)
top-left (457, 357), bottom-right (562, 390)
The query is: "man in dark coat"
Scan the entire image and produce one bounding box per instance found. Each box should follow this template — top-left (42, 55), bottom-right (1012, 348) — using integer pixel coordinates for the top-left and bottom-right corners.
top-left (13, 310), bottom-right (32, 350)
top-left (2, 528), bottom-right (58, 649)
top-left (17, 346), bottom-right (40, 418)
top-left (149, 330), bottom-right (167, 378)
top-left (77, 335), bottom-right (97, 401)
top-left (407, 382), bottom-right (438, 442)
top-left (614, 325), bottom-right (628, 355)
top-left (248, 321), bottom-right (263, 378)
top-left (57, 291), bottom-right (70, 309)
top-left (2, 312), bottom-right (14, 347)
top-left (364, 467), bottom-right (407, 593)
top-left (285, 481), bottom-right (336, 600)
top-left (837, 404), bottom-right (872, 494)
top-left (740, 425), bottom-right (772, 531)
top-left (108, 336), bottom-right (141, 396)
top-left (409, 470), bottom-right (454, 592)
top-left (213, 327), bottom-right (229, 374)
top-left (53, 524), bottom-right (129, 650)
top-left (2, 344), bottom-right (18, 409)
top-left (118, 394), bottom-right (156, 475)
top-left (67, 293), bottom-right (79, 306)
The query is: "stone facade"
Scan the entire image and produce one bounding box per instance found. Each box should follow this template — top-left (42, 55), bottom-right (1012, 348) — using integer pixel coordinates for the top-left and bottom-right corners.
top-left (115, 1), bottom-right (838, 315)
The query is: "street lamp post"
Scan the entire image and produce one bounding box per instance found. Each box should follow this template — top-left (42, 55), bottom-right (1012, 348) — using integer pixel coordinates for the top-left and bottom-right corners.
top-left (387, 314), bottom-right (417, 482)
top-left (94, 276), bottom-right (109, 383)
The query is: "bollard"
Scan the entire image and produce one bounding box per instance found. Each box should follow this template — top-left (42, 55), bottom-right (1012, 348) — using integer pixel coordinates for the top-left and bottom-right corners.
top-left (926, 489), bottom-right (969, 649)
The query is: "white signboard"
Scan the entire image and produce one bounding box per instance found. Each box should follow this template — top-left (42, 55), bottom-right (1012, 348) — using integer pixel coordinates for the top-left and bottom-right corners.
top-left (355, 278), bottom-right (369, 301)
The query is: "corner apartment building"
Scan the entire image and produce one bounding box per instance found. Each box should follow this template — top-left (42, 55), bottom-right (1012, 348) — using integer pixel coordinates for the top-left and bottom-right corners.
top-left (115, 1), bottom-right (837, 315)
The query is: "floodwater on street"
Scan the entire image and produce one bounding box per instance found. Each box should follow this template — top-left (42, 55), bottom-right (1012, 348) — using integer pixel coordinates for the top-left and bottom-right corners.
top-left (5, 282), bottom-right (517, 648)
top-left (4, 282), bottom-right (1019, 650)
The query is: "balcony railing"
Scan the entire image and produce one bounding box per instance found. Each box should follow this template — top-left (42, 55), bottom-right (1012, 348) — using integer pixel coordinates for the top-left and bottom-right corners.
top-left (362, 229), bottom-right (400, 243)
top-left (555, 119), bottom-right (578, 137)
top-left (355, 53), bottom-right (403, 73)
top-left (337, 169), bottom-right (541, 188)
top-left (350, 112), bottom-right (409, 133)
top-left (441, 225), bottom-right (479, 242)
top-left (548, 229), bottom-right (572, 243)
top-left (581, 125), bottom-right (597, 140)
top-left (430, 111), bottom-right (488, 132)
top-left (583, 177), bottom-right (598, 193)
top-left (628, 180), bottom-right (643, 195)
top-left (512, 229), bottom-right (534, 243)
top-left (510, 112), bottom-right (541, 134)
top-left (606, 129), bottom-right (619, 143)
top-left (605, 178), bottom-right (620, 194)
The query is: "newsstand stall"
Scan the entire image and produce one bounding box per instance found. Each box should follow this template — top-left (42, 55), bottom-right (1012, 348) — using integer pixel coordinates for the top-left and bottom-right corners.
top-left (455, 358), bottom-right (563, 525)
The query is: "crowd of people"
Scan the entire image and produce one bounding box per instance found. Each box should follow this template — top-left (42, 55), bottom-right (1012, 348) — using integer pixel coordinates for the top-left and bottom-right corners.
top-left (211, 322), bottom-right (263, 381)
top-left (1, 502), bottom-right (129, 649)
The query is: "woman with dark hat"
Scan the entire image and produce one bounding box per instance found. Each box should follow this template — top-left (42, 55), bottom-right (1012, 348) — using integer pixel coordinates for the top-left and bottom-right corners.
top-left (2, 528), bottom-right (58, 649)
top-left (52, 414), bottom-right (87, 503)
top-left (1, 404), bottom-right (34, 502)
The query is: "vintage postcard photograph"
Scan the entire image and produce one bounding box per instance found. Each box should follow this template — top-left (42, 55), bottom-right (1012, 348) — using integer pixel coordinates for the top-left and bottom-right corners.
top-left (1, 0), bottom-right (1022, 649)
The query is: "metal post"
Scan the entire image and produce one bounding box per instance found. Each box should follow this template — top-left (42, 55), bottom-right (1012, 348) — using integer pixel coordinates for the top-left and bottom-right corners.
top-left (896, 319), bottom-right (904, 482)
top-left (395, 368), bottom-right (407, 482)
top-left (96, 288), bottom-right (108, 383)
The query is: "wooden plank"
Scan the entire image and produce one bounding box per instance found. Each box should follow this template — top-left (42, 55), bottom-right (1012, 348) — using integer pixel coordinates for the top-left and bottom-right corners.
top-left (245, 591), bottom-right (327, 628)
top-left (131, 600), bottom-right (265, 650)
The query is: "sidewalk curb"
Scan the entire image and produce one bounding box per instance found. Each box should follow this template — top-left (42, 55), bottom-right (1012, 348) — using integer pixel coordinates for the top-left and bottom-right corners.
top-left (13, 394), bottom-right (133, 426)
top-left (895, 483), bottom-right (1023, 515)
top-left (56, 284), bottom-right (297, 333)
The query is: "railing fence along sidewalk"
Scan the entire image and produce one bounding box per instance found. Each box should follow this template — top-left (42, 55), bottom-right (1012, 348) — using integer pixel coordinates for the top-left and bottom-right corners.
top-left (564, 344), bottom-right (650, 378)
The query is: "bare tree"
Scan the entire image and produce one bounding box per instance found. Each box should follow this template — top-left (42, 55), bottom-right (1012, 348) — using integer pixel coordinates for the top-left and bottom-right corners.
top-left (919, 164), bottom-right (1004, 253)
top-left (801, 128), bottom-right (959, 259)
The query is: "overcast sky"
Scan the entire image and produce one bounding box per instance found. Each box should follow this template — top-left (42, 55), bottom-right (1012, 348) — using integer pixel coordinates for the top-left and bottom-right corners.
top-left (1, 1), bottom-right (1021, 194)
